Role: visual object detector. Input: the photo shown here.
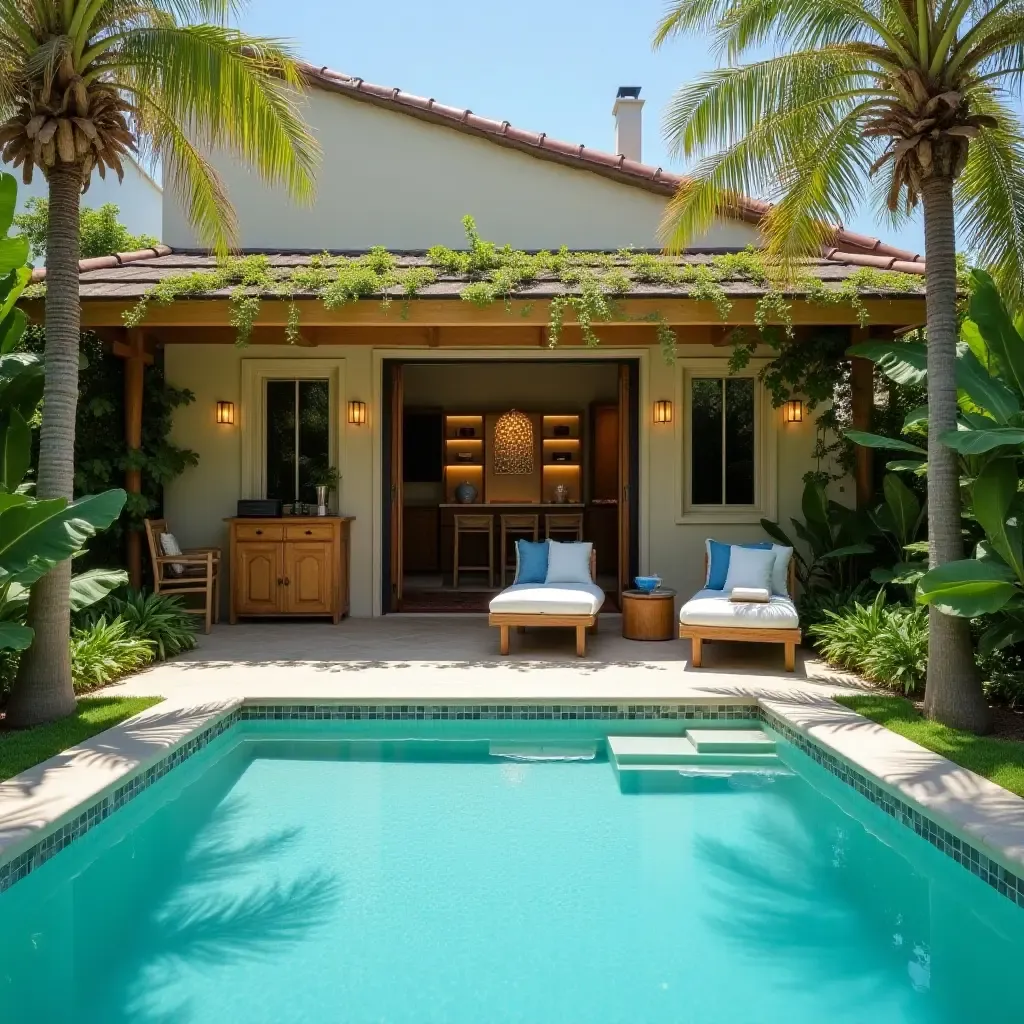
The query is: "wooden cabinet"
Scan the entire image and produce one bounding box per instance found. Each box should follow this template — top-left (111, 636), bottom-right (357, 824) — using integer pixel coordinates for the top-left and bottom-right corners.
top-left (403, 506), bottom-right (439, 572)
top-left (227, 517), bottom-right (353, 623)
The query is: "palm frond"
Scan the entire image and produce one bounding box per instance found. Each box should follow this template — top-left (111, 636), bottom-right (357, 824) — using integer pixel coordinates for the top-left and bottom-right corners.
top-left (108, 24), bottom-right (317, 201)
top-left (955, 93), bottom-right (1024, 310)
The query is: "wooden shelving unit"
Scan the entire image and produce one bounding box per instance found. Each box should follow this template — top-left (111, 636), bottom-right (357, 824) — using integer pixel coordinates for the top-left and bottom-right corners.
top-left (443, 414), bottom-right (485, 503)
top-left (541, 414), bottom-right (581, 502)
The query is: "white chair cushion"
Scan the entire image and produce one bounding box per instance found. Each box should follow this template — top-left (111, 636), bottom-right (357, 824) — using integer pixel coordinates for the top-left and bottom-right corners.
top-left (679, 589), bottom-right (800, 630)
top-left (545, 540), bottom-right (594, 584)
top-left (723, 546), bottom-right (775, 593)
top-left (159, 532), bottom-right (184, 575)
top-left (490, 583), bottom-right (605, 616)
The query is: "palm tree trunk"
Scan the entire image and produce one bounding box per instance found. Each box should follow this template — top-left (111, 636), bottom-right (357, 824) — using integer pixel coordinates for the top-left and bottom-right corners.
top-left (4, 165), bottom-right (83, 727)
top-left (919, 174), bottom-right (990, 733)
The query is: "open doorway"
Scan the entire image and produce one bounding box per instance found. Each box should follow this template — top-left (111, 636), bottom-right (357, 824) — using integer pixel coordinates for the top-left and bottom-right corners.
top-left (382, 359), bottom-right (639, 613)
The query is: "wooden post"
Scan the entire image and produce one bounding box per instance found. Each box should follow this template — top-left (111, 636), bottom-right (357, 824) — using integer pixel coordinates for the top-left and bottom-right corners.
top-left (850, 330), bottom-right (874, 509)
top-left (116, 329), bottom-right (152, 589)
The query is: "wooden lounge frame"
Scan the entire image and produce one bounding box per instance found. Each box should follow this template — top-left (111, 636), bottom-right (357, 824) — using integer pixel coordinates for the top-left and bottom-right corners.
top-left (489, 550), bottom-right (599, 657)
top-left (679, 554), bottom-right (801, 672)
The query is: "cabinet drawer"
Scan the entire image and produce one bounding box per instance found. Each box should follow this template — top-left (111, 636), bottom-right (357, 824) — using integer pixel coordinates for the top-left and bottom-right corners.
top-left (285, 524), bottom-right (335, 541)
top-left (234, 524), bottom-right (283, 542)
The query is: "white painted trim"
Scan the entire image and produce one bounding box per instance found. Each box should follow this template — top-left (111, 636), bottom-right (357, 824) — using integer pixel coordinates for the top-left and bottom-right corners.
top-left (370, 346), bottom-right (650, 617)
top-left (674, 357), bottom-right (778, 525)
top-left (239, 358), bottom-right (346, 506)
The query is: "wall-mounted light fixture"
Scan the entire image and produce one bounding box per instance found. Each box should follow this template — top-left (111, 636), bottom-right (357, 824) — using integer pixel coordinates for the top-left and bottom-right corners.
top-left (347, 400), bottom-right (367, 425)
top-left (653, 400), bottom-right (673, 424)
top-left (783, 399), bottom-right (804, 424)
top-left (215, 400), bottom-right (234, 425)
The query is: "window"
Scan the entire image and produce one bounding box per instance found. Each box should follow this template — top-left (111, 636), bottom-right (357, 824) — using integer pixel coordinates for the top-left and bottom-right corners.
top-left (264, 379), bottom-right (331, 505)
top-left (677, 359), bottom-right (776, 524)
top-left (690, 376), bottom-right (755, 506)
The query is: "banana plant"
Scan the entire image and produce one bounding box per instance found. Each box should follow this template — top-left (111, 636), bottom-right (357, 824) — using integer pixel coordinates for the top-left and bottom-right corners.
top-left (761, 479), bottom-right (874, 590)
top-left (913, 271), bottom-right (1024, 651)
top-left (868, 473), bottom-right (928, 589)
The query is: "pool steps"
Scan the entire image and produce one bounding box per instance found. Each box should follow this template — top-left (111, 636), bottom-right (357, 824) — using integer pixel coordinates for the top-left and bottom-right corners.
top-left (607, 728), bottom-right (785, 779)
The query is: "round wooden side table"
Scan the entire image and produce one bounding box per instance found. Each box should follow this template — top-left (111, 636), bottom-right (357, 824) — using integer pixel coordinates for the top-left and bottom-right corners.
top-left (621, 588), bottom-right (677, 641)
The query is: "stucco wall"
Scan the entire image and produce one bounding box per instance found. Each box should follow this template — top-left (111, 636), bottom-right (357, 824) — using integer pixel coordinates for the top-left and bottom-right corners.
top-left (162, 89), bottom-right (759, 252)
top-left (8, 155), bottom-right (163, 242)
top-left (163, 340), bottom-right (832, 617)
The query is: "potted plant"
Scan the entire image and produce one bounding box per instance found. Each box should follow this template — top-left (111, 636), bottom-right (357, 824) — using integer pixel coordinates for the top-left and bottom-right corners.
top-left (309, 464), bottom-right (341, 515)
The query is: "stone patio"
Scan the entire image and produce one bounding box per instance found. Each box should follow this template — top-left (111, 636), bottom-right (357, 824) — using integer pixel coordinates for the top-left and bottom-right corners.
top-left (106, 614), bottom-right (866, 704)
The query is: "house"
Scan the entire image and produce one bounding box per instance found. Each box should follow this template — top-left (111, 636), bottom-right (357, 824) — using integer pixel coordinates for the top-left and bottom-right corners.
top-left (31, 63), bottom-right (927, 620)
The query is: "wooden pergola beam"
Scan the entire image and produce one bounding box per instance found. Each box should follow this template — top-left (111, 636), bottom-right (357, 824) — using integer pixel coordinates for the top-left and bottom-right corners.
top-left (40, 295), bottom-right (927, 330)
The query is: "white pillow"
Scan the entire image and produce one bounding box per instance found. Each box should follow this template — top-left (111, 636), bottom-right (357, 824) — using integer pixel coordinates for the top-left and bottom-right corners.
top-left (723, 545), bottom-right (775, 594)
top-left (544, 540), bottom-right (593, 585)
top-left (770, 545), bottom-right (794, 596)
top-left (160, 532), bottom-right (184, 576)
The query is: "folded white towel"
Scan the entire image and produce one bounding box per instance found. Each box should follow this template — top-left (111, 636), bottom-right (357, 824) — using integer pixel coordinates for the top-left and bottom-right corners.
top-left (730, 587), bottom-right (771, 603)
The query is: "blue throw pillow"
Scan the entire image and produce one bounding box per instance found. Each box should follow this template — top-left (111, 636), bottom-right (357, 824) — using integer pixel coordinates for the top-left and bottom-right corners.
top-left (515, 540), bottom-right (549, 585)
top-left (705, 539), bottom-right (773, 590)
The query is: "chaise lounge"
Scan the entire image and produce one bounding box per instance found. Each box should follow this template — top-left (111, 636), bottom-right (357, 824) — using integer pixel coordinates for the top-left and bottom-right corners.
top-left (679, 543), bottom-right (801, 671)
top-left (489, 544), bottom-right (603, 656)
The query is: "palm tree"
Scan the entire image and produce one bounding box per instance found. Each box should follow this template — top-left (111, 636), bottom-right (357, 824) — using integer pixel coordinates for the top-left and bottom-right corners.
top-left (655, 0), bottom-right (1024, 731)
top-left (0, 0), bottom-right (318, 726)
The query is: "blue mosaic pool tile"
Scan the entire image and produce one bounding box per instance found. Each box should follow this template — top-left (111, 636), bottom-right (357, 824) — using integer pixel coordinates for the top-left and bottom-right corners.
top-left (0, 708), bottom-right (239, 895)
top-left (237, 702), bottom-right (760, 722)
top-left (760, 706), bottom-right (1024, 911)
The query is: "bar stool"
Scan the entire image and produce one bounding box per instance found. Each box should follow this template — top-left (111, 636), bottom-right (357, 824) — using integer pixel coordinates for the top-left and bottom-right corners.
top-left (500, 514), bottom-right (540, 586)
top-left (545, 513), bottom-right (584, 542)
top-left (453, 514), bottom-right (494, 589)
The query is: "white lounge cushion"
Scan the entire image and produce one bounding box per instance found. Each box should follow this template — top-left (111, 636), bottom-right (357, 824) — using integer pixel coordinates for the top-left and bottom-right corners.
top-left (490, 582), bottom-right (605, 617)
top-left (679, 589), bottom-right (799, 630)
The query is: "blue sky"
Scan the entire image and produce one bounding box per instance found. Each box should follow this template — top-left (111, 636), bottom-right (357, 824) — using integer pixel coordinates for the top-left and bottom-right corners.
top-left (241, 0), bottom-right (924, 253)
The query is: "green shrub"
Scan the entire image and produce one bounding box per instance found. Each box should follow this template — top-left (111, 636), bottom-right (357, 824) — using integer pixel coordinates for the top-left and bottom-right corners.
top-left (102, 590), bottom-right (197, 660)
top-left (797, 580), bottom-right (877, 631)
top-left (70, 617), bottom-right (155, 692)
top-left (810, 592), bottom-right (929, 694)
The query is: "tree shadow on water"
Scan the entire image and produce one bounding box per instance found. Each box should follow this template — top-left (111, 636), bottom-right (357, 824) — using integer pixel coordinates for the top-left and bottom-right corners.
top-left (87, 797), bottom-right (343, 1024)
top-left (693, 800), bottom-right (956, 1022)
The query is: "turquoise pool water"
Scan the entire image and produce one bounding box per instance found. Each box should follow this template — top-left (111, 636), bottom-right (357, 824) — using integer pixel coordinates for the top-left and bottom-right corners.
top-left (1, 720), bottom-right (1022, 1023)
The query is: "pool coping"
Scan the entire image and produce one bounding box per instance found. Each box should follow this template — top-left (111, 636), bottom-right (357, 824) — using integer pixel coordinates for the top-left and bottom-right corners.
top-left (1, 695), bottom-right (1023, 910)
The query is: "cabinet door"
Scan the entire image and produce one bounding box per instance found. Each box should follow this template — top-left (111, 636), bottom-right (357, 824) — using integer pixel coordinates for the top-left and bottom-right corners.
top-left (284, 542), bottom-right (334, 616)
top-left (235, 542), bottom-right (282, 615)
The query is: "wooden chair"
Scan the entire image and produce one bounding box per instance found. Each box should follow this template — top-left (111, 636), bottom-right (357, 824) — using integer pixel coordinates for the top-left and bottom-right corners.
top-left (453, 514), bottom-right (494, 589)
top-left (144, 518), bottom-right (222, 634)
top-left (545, 513), bottom-right (583, 541)
top-left (500, 513), bottom-right (539, 587)
top-left (679, 553), bottom-right (800, 671)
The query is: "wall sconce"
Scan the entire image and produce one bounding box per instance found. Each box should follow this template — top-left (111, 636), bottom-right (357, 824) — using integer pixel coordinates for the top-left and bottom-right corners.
top-left (784, 399), bottom-right (804, 424)
top-left (653, 400), bottom-right (673, 424)
top-left (215, 400), bottom-right (234, 425)
top-left (347, 400), bottom-right (367, 425)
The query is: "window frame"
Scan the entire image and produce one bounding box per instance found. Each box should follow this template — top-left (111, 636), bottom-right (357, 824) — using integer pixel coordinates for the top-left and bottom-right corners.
top-left (240, 358), bottom-right (346, 502)
top-left (675, 357), bottom-right (777, 525)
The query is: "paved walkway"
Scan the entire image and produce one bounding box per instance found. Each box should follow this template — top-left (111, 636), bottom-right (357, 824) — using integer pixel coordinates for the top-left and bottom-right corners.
top-left (106, 615), bottom-right (867, 704)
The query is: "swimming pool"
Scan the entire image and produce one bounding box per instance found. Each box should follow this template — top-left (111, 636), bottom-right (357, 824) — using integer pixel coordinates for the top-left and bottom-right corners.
top-left (1, 714), bottom-right (1021, 1023)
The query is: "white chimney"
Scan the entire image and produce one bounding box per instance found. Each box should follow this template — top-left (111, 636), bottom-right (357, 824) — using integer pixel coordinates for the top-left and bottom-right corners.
top-left (612, 86), bottom-right (644, 163)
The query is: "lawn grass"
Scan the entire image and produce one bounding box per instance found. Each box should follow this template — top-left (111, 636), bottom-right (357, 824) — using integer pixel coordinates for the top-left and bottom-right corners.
top-left (0, 696), bottom-right (162, 782)
top-left (835, 694), bottom-right (1024, 799)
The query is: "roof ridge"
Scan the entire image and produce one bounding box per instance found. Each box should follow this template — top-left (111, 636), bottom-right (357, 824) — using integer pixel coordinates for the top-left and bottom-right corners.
top-left (297, 60), bottom-right (924, 271)
top-left (28, 243), bottom-right (173, 283)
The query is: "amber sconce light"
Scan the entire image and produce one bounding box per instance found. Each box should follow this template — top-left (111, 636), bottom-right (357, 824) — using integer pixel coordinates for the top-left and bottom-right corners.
top-left (348, 400), bottom-right (367, 425)
top-left (653, 400), bottom-right (673, 424)
top-left (783, 399), bottom-right (804, 424)
top-left (216, 401), bottom-right (234, 425)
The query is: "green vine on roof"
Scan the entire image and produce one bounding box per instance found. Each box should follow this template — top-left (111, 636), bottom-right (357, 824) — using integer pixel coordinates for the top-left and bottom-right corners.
top-left (119, 215), bottom-right (920, 366)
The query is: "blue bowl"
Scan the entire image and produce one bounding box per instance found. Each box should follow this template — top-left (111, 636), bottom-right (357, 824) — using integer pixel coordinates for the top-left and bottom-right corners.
top-left (634, 575), bottom-right (662, 593)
